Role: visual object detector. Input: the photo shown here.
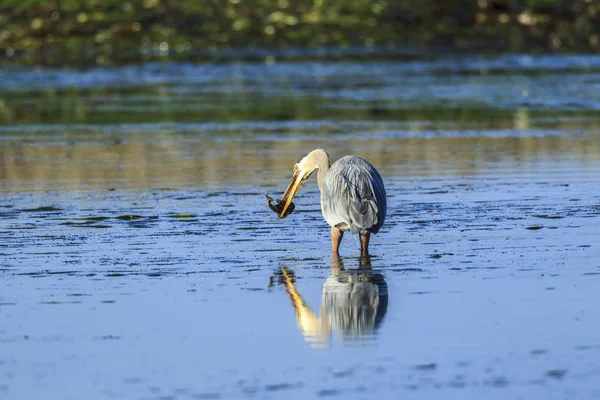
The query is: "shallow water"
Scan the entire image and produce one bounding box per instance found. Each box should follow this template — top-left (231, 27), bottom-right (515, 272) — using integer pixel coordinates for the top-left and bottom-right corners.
top-left (1, 54), bottom-right (600, 399)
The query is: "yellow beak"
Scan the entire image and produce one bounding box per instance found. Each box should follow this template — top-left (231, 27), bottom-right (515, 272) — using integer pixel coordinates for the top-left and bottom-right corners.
top-left (280, 169), bottom-right (303, 218)
top-left (281, 164), bottom-right (317, 218)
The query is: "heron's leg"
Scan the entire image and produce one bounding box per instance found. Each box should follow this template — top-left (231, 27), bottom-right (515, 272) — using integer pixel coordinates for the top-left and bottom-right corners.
top-left (360, 232), bottom-right (371, 257)
top-left (331, 227), bottom-right (344, 257)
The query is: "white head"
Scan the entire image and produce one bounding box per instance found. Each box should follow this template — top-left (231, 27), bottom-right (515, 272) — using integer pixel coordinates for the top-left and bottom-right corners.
top-left (279, 149), bottom-right (330, 217)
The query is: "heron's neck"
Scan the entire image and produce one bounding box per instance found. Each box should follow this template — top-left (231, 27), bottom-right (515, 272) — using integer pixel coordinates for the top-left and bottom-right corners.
top-left (316, 158), bottom-right (329, 193)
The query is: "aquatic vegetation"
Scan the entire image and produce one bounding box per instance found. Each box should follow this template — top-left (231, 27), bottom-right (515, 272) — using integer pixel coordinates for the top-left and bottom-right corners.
top-left (0, 0), bottom-right (598, 65)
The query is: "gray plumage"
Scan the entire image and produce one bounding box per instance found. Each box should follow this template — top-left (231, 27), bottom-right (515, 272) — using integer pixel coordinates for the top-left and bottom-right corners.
top-left (321, 156), bottom-right (387, 235)
top-left (279, 149), bottom-right (387, 255)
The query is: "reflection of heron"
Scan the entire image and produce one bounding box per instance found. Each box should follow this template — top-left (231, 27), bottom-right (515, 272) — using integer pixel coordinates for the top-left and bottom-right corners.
top-left (279, 149), bottom-right (386, 257)
top-left (277, 256), bottom-right (388, 346)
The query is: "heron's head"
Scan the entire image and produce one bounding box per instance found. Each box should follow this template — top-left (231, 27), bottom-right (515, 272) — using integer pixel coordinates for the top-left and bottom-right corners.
top-left (280, 149), bottom-right (329, 217)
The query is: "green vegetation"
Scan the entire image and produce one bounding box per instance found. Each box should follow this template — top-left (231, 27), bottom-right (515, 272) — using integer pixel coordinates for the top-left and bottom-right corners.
top-left (0, 0), bottom-right (598, 64)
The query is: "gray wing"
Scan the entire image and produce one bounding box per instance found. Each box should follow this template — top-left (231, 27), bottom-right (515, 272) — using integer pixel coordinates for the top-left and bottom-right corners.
top-left (321, 156), bottom-right (387, 235)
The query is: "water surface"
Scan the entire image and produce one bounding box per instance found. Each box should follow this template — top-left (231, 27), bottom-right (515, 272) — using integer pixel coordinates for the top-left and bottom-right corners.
top-left (1, 54), bottom-right (600, 399)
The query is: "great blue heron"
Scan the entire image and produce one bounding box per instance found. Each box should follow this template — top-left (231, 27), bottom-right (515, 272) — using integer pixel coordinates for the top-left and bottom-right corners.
top-left (279, 149), bottom-right (386, 256)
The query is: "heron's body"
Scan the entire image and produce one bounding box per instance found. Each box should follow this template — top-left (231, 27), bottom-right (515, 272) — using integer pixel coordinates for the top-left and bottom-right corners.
top-left (321, 155), bottom-right (386, 236)
top-left (279, 149), bottom-right (387, 256)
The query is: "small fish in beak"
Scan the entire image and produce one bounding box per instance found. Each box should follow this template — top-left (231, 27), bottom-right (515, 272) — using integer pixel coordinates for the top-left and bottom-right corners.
top-left (266, 195), bottom-right (295, 219)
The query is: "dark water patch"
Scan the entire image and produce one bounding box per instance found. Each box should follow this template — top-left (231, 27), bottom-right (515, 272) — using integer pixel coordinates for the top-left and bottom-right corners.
top-left (127, 222), bottom-right (157, 229)
top-left (253, 248), bottom-right (282, 252)
top-left (20, 206), bottom-right (62, 212)
top-left (526, 226), bottom-right (543, 230)
top-left (191, 393), bottom-right (221, 399)
top-left (184, 270), bottom-right (228, 274)
top-left (49, 270), bottom-right (81, 275)
top-left (203, 212), bottom-right (226, 217)
top-left (105, 272), bottom-right (131, 277)
top-left (415, 363), bottom-right (437, 371)
top-left (238, 226), bottom-right (270, 231)
top-left (389, 268), bottom-right (423, 273)
top-left (7, 225), bottom-right (37, 230)
top-left (264, 382), bottom-right (302, 392)
top-left (96, 335), bottom-right (120, 340)
top-left (17, 270), bottom-right (80, 276)
top-left (535, 215), bottom-right (564, 219)
top-left (546, 369), bottom-right (567, 379)
top-left (115, 215), bottom-right (152, 221)
top-left (67, 293), bottom-right (91, 297)
top-left (332, 369), bottom-right (354, 378)
top-left (0, 211), bottom-right (20, 218)
top-left (122, 377), bottom-right (143, 385)
top-left (317, 389), bottom-right (340, 396)
top-left (530, 349), bottom-right (548, 356)
top-left (63, 222), bottom-right (112, 229)
top-left (425, 190), bottom-right (449, 195)
top-left (217, 258), bottom-right (246, 264)
top-left (280, 257), bottom-right (322, 262)
top-left (76, 216), bottom-right (111, 222)
top-left (228, 192), bottom-right (263, 197)
top-left (486, 377), bottom-right (509, 387)
top-left (582, 272), bottom-right (600, 276)
top-left (205, 192), bottom-right (227, 197)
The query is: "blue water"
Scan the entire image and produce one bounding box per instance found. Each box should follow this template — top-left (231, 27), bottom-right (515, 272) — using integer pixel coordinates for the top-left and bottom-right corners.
top-left (1, 54), bottom-right (600, 399)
